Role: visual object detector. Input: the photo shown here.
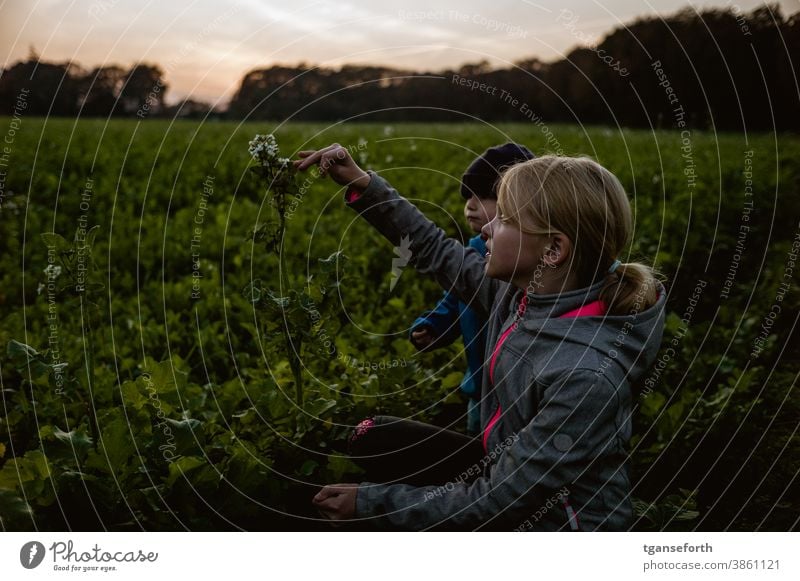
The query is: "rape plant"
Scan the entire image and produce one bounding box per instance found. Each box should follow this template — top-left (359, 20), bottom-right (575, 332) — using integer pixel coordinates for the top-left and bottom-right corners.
top-left (243, 135), bottom-right (346, 422)
top-left (8, 226), bottom-right (104, 443)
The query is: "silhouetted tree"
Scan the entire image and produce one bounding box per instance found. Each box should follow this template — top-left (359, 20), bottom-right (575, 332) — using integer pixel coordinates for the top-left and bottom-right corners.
top-left (119, 64), bottom-right (167, 116)
top-left (77, 65), bottom-right (126, 116)
top-left (0, 5), bottom-right (796, 128)
top-left (0, 58), bottom-right (82, 116)
top-left (226, 5), bottom-right (798, 131)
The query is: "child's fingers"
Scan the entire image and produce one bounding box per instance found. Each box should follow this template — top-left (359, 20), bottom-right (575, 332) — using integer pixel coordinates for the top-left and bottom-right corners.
top-left (312, 483), bottom-right (351, 504)
top-left (313, 486), bottom-right (336, 503)
top-left (294, 149), bottom-right (324, 171)
top-left (294, 152), bottom-right (321, 171)
top-left (294, 144), bottom-right (342, 171)
top-left (313, 495), bottom-right (333, 508)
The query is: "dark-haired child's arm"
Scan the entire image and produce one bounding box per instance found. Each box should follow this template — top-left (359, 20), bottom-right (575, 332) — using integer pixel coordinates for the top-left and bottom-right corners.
top-left (410, 290), bottom-right (462, 351)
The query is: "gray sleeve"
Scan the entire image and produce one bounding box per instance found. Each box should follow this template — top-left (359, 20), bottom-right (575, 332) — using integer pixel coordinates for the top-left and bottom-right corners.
top-left (345, 171), bottom-right (500, 319)
top-left (353, 368), bottom-right (623, 530)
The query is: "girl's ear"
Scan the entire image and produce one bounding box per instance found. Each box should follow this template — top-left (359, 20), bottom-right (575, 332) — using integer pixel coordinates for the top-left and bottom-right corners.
top-left (544, 233), bottom-right (571, 268)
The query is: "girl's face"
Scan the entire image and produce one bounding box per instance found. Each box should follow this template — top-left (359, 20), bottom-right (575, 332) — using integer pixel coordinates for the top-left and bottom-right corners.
top-left (463, 195), bottom-right (497, 233)
top-left (480, 212), bottom-right (557, 288)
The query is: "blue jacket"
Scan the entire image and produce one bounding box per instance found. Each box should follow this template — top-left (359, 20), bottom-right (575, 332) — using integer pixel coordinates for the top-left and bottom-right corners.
top-left (409, 234), bottom-right (487, 399)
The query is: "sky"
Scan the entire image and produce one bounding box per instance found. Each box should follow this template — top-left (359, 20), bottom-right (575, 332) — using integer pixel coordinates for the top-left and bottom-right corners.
top-left (1, 0), bottom-right (798, 106)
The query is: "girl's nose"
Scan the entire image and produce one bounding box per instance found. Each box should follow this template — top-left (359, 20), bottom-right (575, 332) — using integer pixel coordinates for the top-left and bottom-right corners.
top-left (480, 220), bottom-right (492, 241)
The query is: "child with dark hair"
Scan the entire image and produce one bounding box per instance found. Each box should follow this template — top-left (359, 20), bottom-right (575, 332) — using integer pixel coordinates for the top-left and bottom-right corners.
top-left (410, 143), bottom-right (535, 435)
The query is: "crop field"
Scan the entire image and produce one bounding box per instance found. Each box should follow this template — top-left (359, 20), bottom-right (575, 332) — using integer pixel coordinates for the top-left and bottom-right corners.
top-left (0, 118), bottom-right (798, 530)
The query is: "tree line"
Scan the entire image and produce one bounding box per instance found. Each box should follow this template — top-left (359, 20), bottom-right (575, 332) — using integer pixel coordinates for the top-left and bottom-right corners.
top-left (1, 5), bottom-right (798, 130)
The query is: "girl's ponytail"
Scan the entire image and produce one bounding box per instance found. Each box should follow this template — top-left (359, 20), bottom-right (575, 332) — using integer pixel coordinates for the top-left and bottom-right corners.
top-left (600, 261), bottom-right (663, 316)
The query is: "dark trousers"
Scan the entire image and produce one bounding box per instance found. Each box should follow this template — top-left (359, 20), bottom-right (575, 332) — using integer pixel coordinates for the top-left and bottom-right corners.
top-left (347, 415), bottom-right (486, 487)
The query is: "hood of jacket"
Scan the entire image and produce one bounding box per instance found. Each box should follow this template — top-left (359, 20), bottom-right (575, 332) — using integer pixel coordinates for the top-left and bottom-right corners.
top-left (512, 277), bottom-right (668, 385)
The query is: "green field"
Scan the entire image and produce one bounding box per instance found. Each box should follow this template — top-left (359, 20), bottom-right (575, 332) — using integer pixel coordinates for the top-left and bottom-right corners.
top-left (0, 118), bottom-right (798, 530)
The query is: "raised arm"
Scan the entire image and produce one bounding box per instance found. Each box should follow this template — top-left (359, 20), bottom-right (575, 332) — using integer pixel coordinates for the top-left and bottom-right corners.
top-left (294, 144), bottom-right (500, 318)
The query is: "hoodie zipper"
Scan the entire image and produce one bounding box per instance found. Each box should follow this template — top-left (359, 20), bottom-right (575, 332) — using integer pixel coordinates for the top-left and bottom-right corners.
top-left (483, 292), bottom-right (529, 452)
top-left (489, 292), bottom-right (529, 382)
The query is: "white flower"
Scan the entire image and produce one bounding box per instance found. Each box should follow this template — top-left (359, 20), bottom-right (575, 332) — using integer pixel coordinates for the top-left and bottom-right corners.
top-left (37, 282), bottom-right (45, 295)
top-left (248, 134), bottom-right (281, 165)
top-left (43, 264), bottom-right (62, 279)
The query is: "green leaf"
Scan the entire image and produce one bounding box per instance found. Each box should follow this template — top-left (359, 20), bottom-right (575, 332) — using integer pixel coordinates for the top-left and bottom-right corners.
top-left (299, 459), bottom-right (318, 476)
top-left (0, 449), bottom-right (50, 491)
top-left (85, 418), bottom-right (136, 474)
top-left (84, 225), bottom-right (101, 248)
top-left (224, 446), bottom-right (270, 495)
top-left (141, 357), bottom-right (188, 395)
top-left (305, 398), bottom-right (337, 418)
top-left (6, 340), bottom-right (51, 379)
top-left (318, 251), bottom-right (347, 274)
top-left (0, 489), bottom-right (35, 530)
top-left (325, 453), bottom-right (363, 481)
top-left (440, 371), bottom-right (463, 390)
top-left (386, 297), bottom-right (405, 310)
top-left (39, 425), bottom-right (94, 461)
top-left (242, 280), bottom-right (263, 303)
top-left (267, 291), bottom-right (291, 309)
top-left (7, 339), bottom-right (39, 361)
top-left (165, 456), bottom-right (207, 487)
top-left (40, 232), bottom-right (69, 252)
top-left (120, 378), bottom-right (150, 410)
top-left (154, 418), bottom-right (203, 457)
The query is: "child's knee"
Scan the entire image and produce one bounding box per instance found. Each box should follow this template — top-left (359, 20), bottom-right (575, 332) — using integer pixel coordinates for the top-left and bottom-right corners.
top-left (348, 416), bottom-right (377, 453)
top-left (347, 415), bottom-right (404, 455)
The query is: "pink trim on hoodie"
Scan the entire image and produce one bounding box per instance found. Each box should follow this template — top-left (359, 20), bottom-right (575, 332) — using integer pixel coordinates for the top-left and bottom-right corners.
top-left (559, 300), bottom-right (607, 318)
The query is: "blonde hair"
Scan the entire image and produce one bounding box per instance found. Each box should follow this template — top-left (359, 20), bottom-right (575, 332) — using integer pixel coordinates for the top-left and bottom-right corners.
top-left (496, 155), bottom-right (663, 316)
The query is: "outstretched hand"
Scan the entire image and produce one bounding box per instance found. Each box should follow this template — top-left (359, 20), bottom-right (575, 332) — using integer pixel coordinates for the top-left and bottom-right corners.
top-left (294, 143), bottom-right (371, 192)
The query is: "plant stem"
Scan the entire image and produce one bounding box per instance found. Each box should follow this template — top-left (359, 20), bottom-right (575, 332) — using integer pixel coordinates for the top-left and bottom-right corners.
top-left (83, 298), bottom-right (100, 450)
top-left (276, 196), bottom-right (303, 409)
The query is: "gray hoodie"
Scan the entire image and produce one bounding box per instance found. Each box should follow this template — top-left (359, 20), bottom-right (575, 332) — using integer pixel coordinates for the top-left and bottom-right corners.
top-left (345, 171), bottom-right (667, 531)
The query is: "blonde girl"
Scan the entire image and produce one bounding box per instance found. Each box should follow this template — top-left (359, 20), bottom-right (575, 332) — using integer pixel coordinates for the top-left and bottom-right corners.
top-left (297, 144), bottom-right (666, 531)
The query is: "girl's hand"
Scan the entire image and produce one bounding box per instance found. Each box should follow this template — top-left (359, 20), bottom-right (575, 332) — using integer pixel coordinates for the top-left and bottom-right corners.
top-left (312, 483), bottom-right (358, 523)
top-left (411, 327), bottom-right (435, 349)
top-left (294, 143), bottom-right (371, 192)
